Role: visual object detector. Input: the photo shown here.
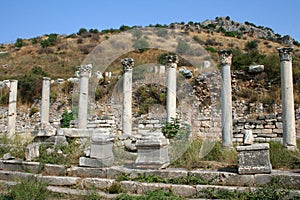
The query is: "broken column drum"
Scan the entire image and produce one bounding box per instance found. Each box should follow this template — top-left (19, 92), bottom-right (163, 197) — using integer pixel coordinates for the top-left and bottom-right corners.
top-left (277, 47), bottom-right (297, 150)
top-left (78, 64), bottom-right (92, 129)
top-left (166, 55), bottom-right (179, 122)
top-left (7, 80), bottom-right (18, 138)
top-left (40, 77), bottom-right (51, 124)
top-left (219, 50), bottom-right (233, 149)
top-left (121, 58), bottom-right (134, 135)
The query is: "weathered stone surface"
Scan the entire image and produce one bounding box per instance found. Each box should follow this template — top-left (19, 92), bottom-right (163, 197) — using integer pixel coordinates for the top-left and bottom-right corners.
top-left (136, 182), bottom-right (171, 194)
top-left (226, 174), bottom-right (254, 186)
top-left (144, 168), bottom-right (188, 179)
top-left (243, 130), bottom-right (254, 145)
top-left (237, 143), bottom-right (272, 174)
top-left (39, 176), bottom-right (80, 186)
top-left (0, 170), bottom-right (36, 181)
top-left (107, 166), bottom-right (145, 179)
top-left (62, 128), bottom-right (93, 137)
top-left (42, 164), bottom-right (66, 176)
top-left (82, 178), bottom-right (114, 190)
top-left (79, 157), bottom-right (113, 168)
top-left (135, 132), bottom-right (169, 169)
top-left (120, 181), bottom-right (137, 193)
top-left (67, 166), bottom-right (107, 178)
top-left (171, 184), bottom-right (196, 197)
top-left (0, 160), bottom-right (40, 173)
top-left (25, 142), bottom-right (41, 161)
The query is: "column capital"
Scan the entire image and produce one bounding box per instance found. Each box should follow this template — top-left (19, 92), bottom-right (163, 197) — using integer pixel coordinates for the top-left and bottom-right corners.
top-left (166, 55), bottom-right (179, 69)
top-left (121, 58), bottom-right (134, 72)
top-left (277, 47), bottom-right (293, 62)
top-left (218, 50), bottom-right (232, 66)
top-left (43, 77), bottom-right (51, 81)
top-left (78, 64), bottom-right (93, 77)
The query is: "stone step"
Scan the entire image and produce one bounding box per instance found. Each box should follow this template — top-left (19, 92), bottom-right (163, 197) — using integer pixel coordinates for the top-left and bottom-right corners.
top-left (0, 172), bottom-right (299, 199)
top-left (0, 160), bottom-right (299, 190)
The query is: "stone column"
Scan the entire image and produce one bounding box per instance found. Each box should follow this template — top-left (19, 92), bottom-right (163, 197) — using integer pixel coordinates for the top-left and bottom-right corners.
top-left (78, 64), bottom-right (92, 129)
top-left (166, 55), bottom-right (179, 122)
top-left (40, 77), bottom-right (51, 124)
top-left (7, 80), bottom-right (18, 138)
top-left (277, 47), bottom-right (297, 150)
top-left (219, 50), bottom-right (233, 149)
top-left (121, 58), bottom-right (134, 135)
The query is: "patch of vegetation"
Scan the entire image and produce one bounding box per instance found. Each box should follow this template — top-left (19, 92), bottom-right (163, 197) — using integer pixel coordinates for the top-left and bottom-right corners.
top-left (35, 138), bottom-right (84, 167)
top-left (60, 110), bottom-right (74, 128)
top-left (0, 135), bottom-right (30, 160)
top-left (133, 84), bottom-right (166, 115)
top-left (171, 139), bottom-right (238, 169)
top-left (205, 47), bottom-right (217, 53)
top-left (40, 33), bottom-right (58, 48)
top-left (15, 38), bottom-right (24, 48)
top-left (15, 66), bottom-right (47, 103)
top-left (245, 40), bottom-right (259, 51)
top-left (199, 176), bottom-right (296, 199)
top-left (176, 39), bottom-right (190, 54)
top-left (132, 38), bottom-right (150, 51)
top-left (116, 190), bottom-right (183, 200)
top-left (224, 31), bottom-right (242, 38)
top-left (0, 178), bottom-right (49, 200)
top-left (269, 140), bottom-right (300, 170)
top-left (162, 117), bottom-right (180, 139)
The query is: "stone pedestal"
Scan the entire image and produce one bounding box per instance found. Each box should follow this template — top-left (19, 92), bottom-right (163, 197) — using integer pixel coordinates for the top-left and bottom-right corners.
top-left (79, 132), bottom-right (114, 168)
top-left (135, 132), bottom-right (170, 169)
top-left (121, 58), bottom-right (134, 135)
top-left (277, 47), bottom-right (297, 150)
top-left (78, 64), bottom-right (92, 129)
top-left (236, 143), bottom-right (272, 174)
top-left (166, 55), bottom-right (178, 122)
top-left (7, 80), bottom-right (18, 138)
top-left (219, 50), bottom-right (233, 149)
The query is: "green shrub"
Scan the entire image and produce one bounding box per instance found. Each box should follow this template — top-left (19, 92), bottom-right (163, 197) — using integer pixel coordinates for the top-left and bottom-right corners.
top-left (40, 39), bottom-right (51, 48)
top-left (61, 110), bottom-right (74, 128)
top-left (15, 38), bottom-right (23, 48)
top-left (162, 118), bottom-right (180, 139)
top-left (176, 40), bottom-right (190, 54)
top-left (245, 40), bottom-right (259, 51)
top-left (155, 29), bottom-right (168, 38)
top-left (132, 38), bottom-right (149, 51)
top-left (217, 27), bottom-right (226, 33)
top-left (88, 28), bottom-right (99, 34)
top-left (119, 25), bottom-right (131, 31)
top-left (205, 47), bottom-right (217, 53)
top-left (78, 28), bottom-right (88, 35)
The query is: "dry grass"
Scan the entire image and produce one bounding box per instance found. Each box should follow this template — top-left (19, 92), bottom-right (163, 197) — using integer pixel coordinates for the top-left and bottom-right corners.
top-left (1, 27), bottom-right (299, 80)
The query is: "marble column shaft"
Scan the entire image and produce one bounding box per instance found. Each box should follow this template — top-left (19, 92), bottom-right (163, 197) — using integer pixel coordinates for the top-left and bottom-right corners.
top-left (41, 77), bottom-right (51, 124)
top-left (219, 50), bottom-right (233, 149)
top-left (78, 64), bottom-right (92, 129)
top-left (166, 55), bottom-right (178, 122)
top-left (7, 80), bottom-right (18, 138)
top-left (277, 47), bottom-right (297, 149)
top-left (122, 58), bottom-right (134, 135)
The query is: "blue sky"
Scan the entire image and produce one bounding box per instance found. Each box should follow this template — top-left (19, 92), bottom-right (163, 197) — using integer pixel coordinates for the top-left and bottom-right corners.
top-left (1, 0), bottom-right (300, 44)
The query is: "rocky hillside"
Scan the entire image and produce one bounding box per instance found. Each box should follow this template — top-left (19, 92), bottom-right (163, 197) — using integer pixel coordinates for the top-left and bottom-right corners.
top-left (0, 16), bottom-right (300, 107)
